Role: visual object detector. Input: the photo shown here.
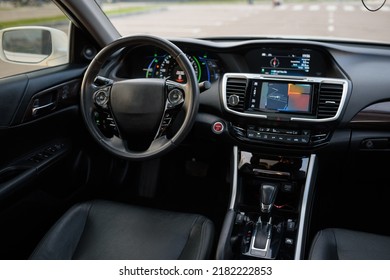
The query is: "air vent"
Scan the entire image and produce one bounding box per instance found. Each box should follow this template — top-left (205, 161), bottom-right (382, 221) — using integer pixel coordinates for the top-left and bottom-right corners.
top-left (225, 78), bottom-right (247, 112)
top-left (317, 83), bottom-right (344, 119)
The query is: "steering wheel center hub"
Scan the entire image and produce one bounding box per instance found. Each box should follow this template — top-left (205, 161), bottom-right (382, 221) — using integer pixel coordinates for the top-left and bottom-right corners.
top-left (110, 78), bottom-right (165, 146)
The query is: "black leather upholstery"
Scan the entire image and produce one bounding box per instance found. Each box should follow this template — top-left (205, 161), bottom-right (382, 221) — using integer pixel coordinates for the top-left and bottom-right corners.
top-left (309, 228), bottom-right (390, 260)
top-left (30, 200), bottom-right (214, 260)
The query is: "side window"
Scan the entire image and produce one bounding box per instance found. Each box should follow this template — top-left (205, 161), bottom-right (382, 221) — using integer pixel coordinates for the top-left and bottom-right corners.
top-left (0, 0), bottom-right (70, 79)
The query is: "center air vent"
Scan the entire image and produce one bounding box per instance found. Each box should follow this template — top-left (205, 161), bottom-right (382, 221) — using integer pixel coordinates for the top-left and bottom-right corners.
top-left (317, 83), bottom-right (344, 119)
top-left (225, 78), bottom-right (247, 112)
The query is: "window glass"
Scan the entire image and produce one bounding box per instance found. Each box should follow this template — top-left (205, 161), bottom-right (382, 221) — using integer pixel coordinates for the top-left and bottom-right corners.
top-left (98, 0), bottom-right (390, 44)
top-left (0, 0), bottom-right (70, 78)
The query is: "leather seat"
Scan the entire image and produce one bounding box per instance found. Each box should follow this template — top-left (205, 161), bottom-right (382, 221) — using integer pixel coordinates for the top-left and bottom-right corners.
top-left (30, 200), bottom-right (214, 260)
top-left (309, 228), bottom-right (390, 260)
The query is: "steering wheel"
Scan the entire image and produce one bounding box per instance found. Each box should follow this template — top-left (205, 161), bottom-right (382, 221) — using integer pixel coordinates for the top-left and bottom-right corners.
top-left (80, 35), bottom-right (199, 160)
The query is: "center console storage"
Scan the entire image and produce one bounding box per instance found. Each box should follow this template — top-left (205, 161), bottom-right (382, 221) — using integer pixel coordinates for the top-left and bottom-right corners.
top-left (216, 147), bottom-right (317, 260)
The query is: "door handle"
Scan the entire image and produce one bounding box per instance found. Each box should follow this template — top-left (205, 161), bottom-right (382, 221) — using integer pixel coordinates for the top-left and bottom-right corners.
top-left (32, 101), bottom-right (56, 116)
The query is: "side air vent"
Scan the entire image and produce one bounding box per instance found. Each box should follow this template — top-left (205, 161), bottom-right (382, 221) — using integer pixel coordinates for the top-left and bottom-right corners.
top-left (317, 83), bottom-right (344, 119)
top-left (225, 78), bottom-right (247, 112)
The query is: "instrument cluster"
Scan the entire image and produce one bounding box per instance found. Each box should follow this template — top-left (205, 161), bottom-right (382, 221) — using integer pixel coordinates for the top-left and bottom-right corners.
top-left (116, 46), bottom-right (223, 84)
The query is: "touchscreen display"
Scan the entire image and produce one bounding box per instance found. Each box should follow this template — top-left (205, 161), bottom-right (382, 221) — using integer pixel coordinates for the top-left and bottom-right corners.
top-left (249, 81), bottom-right (313, 113)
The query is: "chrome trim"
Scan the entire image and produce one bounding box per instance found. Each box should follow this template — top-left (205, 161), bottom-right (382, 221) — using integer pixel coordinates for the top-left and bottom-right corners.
top-left (249, 236), bottom-right (270, 258)
top-left (221, 73), bottom-right (349, 122)
top-left (261, 203), bottom-right (272, 213)
top-left (229, 146), bottom-right (239, 210)
top-left (32, 102), bottom-right (56, 116)
top-left (294, 154), bottom-right (317, 260)
top-left (247, 217), bottom-right (272, 258)
top-left (253, 168), bottom-right (290, 177)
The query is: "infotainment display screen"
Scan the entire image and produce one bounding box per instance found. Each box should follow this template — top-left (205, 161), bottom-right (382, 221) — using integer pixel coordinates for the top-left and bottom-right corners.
top-left (259, 51), bottom-right (311, 76)
top-left (245, 48), bottom-right (327, 77)
top-left (249, 81), bottom-right (313, 114)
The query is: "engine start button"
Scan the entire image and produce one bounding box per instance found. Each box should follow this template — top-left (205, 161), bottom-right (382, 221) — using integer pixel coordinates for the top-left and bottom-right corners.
top-left (212, 121), bottom-right (224, 134)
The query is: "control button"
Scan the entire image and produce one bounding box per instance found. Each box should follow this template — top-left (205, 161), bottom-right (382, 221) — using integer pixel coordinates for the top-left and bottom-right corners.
top-left (247, 130), bottom-right (256, 138)
top-left (282, 183), bottom-right (293, 192)
top-left (285, 238), bottom-right (294, 245)
top-left (53, 143), bottom-right (64, 150)
top-left (168, 89), bottom-right (184, 106)
top-left (251, 132), bottom-right (261, 139)
top-left (212, 121), bottom-right (224, 134)
top-left (233, 127), bottom-right (245, 137)
top-left (292, 136), bottom-right (301, 142)
top-left (93, 90), bottom-right (109, 107)
top-left (360, 138), bottom-right (389, 150)
top-left (235, 212), bottom-right (246, 225)
top-left (287, 219), bottom-right (296, 232)
top-left (162, 118), bottom-right (172, 126)
top-left (301, 136), bottom-right (310, 144)
top-left (261, 133), bottom-right (270, 140)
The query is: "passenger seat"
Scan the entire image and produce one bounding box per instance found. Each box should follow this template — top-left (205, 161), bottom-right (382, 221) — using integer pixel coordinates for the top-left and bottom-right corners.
top-left (309, 228), bottom-right (390, 260)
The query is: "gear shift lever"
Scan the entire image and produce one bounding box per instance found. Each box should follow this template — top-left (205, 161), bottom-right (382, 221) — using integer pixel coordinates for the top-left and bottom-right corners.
top-left (243, 183), bottom-right (280, 259)
top-left (260, 183), bottom-right (278, 213)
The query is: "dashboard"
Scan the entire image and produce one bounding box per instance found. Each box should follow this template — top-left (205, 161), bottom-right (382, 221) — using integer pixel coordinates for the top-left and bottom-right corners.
top-left (107, 38), bottom-right (390, 153)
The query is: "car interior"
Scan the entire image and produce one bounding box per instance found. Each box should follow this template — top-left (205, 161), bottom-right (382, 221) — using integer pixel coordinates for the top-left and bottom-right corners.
top-left (1, 0), bottom-right (390, 260)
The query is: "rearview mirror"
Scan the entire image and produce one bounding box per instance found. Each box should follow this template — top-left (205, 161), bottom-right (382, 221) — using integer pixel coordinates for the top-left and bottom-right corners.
top-left (0, 26), bottom-right (68, 66)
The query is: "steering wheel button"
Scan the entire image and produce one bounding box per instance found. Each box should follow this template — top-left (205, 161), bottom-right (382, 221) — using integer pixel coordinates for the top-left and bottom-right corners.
top-left (168, 89), bottom-right (183, 106)
top-left (94, 90), bottom-right (109, 106)
top-left (162, 118), bottom-right (172, 126)
top-left (212, 121), bottom-right (224, 134)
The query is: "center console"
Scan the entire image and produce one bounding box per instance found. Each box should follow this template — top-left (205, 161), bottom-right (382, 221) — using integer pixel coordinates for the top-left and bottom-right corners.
top-left (216, 47), bottom-right (348, 260)
top-left (216, 147), bottom-right (317, 260)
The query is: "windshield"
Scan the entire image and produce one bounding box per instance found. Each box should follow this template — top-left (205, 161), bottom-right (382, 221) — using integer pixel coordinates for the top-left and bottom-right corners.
top-left (98, 0), bottom-right (390, 44)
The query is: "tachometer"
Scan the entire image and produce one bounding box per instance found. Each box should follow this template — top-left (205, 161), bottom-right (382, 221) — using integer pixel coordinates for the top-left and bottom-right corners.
top-left (159, 54), bottom-right (201, 83)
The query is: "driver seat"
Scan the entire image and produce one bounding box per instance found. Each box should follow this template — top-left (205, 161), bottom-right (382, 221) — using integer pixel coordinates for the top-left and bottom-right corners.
top-left (30, 200), bottom-right (214, 260)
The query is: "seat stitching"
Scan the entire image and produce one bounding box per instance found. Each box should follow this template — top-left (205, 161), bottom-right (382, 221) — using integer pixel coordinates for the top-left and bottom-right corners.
top-left (330, 229), bottom-right (339, 260)
top-left (308, 230), bottom-right (322, 259)
top-left (178, 215), bottom-right (202, 259)
top-left (71, 201), bottom-right (94, 259)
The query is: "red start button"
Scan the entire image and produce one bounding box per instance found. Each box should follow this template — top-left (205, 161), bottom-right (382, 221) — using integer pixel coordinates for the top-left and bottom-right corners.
top-left (212, 121), bottom-right (224, 134)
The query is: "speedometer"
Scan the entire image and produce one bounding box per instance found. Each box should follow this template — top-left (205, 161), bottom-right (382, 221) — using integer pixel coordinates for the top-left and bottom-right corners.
top-left (159, 54), bottom-right (201, 83)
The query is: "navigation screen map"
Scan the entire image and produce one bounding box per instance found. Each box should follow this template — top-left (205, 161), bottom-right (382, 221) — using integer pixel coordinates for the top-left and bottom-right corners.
top-left (259, 50), bottom-right (311, 76)
top-left (259, 82), bottom-right (312, 113)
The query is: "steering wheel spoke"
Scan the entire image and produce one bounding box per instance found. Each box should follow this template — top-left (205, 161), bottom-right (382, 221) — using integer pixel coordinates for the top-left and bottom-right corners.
top-left (154, 80), bottom-right (188, 138)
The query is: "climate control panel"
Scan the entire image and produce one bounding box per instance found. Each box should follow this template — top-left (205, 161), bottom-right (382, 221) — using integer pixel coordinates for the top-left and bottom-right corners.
top-left (231, 124), bottom-right (330, 147)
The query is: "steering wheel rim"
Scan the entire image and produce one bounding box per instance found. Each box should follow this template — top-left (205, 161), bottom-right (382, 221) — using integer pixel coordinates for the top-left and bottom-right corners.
top-left (80, 35), bottom-right (199, 160)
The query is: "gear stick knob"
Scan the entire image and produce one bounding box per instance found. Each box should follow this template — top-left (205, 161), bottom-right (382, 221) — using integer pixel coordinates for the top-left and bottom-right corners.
top-left (260, 183), bottom-right (278, 213)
